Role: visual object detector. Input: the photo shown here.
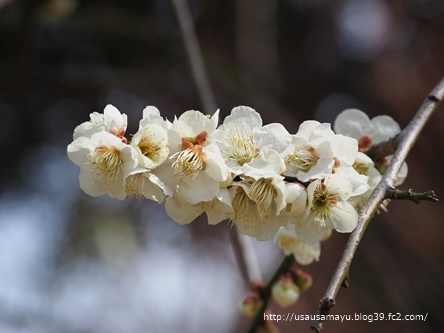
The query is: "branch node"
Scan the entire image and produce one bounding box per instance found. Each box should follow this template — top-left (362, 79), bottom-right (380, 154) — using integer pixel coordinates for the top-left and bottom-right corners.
top-left (341, 275), bottom-right (349, 288)
top-left (311, 298), bottom-right (335, 333)
top-left (428, 94), bottom-right (440, 102)
top-left (319, 297), bottom-right (335, 315)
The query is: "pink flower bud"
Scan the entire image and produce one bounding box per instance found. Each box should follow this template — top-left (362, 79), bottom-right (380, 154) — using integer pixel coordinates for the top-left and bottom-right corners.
top-left (241, 291), bottom-right (263, 317)
top-left (291, 268), bottom-right (313, 292)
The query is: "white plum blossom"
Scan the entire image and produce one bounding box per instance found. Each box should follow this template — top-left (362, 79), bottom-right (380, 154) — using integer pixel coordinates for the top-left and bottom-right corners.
top-left (293, 174), bottom-right (359, 244)
top-left (334, 108), bottom-right (401, 151)
top-left (131, 122), bottom-right (169, 170)
top-left (73, 104), bottom-right (128, 142)
top-left (67, 131), bottom-right (138, 200)
top-left (130, 106), bottom-right (169, 162)
top-left (334, 108), bottom-right (408, 185)
top-left (349, 152), bottom-right (382, 209)
top-left (124, 168), bottom-right (169, 203)
top-left (155, 110), bottom-right (228, 205)
top-left (67, 104), bottom-right (410, 244)
top-left (275, 227), bottom-right (320, 265)
top-left (283, 120), bottom-right (360, 182)
top-left (212, 106), bottom-right (291, 176)
top-left (226, 150), bottom-right (288, 240)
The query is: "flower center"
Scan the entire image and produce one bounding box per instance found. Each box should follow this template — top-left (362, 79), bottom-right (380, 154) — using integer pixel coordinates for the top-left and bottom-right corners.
top-left (90, 145), bottom-right (123, 184)
top-left (171, 146), bottom-right (205, 180)
top-left (125, 173), bottom-right (145, 200)
top-left (138, 136), bottom-right (162, 161)
top-left (310, 182), bottom-right (338, 227)
top-left (226, 128), bottom-right (257, 166)
top-left (248, 178), bottom-right (275, 217)
top-left (285, 148), bottom-right (318, 174)
top-left (353, 161), bottom-right (369, 175)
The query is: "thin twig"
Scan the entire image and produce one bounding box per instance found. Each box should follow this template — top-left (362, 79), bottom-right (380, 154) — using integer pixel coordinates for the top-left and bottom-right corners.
top-left (311, 76), bottom-right (444, 333)
top-left (169, 0), bottom-right (261, 287)
top-left (247, 255), bottom-right (294, 333)
top-left (389, 188), bottom-right (438, 204)
top-left (169, 0), bottom-right (217, 114)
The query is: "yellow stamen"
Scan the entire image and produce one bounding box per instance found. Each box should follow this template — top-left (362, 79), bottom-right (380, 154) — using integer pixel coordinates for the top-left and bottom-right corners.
top-left (170, 147), bottom-right (205, 180)
top-left (285, 148), bottom-right (318, 174)
top-left (90, 145), bottom-right (123, 184)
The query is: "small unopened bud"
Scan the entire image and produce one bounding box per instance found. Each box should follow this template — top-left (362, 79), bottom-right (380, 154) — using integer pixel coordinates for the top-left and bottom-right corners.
top-left (291, 268), bottom-right (313, 292)
top-left (271, 275), bottom-right (300, 308)
top-left (241, 291), bottom-right (263, 317)
top-left (358, 135), bottom-right (372, 152)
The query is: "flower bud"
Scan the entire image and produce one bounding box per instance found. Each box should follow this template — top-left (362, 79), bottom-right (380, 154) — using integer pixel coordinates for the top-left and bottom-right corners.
top-left (241, 291), bottom-right (263, 317)
top-left (291, 268), bottom-right (313, 292)
top-left (271, 275), bottom-right (300, 308)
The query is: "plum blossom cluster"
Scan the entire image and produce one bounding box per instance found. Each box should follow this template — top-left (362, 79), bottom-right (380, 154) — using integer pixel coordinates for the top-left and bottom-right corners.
top-left (67, 105), bottom-right (407, 256)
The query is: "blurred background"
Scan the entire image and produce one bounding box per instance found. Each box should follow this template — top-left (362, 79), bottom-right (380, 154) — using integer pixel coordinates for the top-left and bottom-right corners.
top-left (0, 0), bottom-right (444, 332)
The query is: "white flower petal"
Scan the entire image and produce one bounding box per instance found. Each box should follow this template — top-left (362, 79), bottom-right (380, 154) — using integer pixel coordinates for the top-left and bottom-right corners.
top-left (333, 109), bottom-right (373, 139)
top-left (293, 216), bottom-right (327, 245)
top-left (165, 196), bottom-right (203, 225)
top-left (285, 183), bottom-right (308, 217)
top-left (329, 201), bottom-right (358, 233)
top-left (78, 167), bottom-right (108, 197)
top-left (205, 188), bottom-right (233, 225)
top-left (242, 149), bottom-right (285, 177)
top-left (371, 115), bottom-right (401, 144)
top-left (177, 172), bottom-right (219, 204)
top-left (332, 134), bottom-right (358, 166)
top-left (173, 110), bottom-right (218, 137)
top-left (67, 137), bottom-right (95, 166)
top-left (222, 106), bottom-right (262, 130)
top-left (256, 123), bottom-right (292, 153)
top-left (203, 144), bottom-right (228, 182)
top-left (295, 120), bottom-right (322, 139)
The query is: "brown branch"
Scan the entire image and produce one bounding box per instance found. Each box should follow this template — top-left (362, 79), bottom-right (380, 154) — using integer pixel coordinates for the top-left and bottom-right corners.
top-left (388, 188), bottom-right (439, 204)
top-left (365, 134), bottom-right (400, 162)
top-left (311, 76), bottom-right (444, 333)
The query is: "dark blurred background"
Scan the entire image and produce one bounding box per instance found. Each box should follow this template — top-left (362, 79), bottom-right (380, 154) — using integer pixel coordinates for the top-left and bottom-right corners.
top-left (0, 0), bottom-right (443, 332)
